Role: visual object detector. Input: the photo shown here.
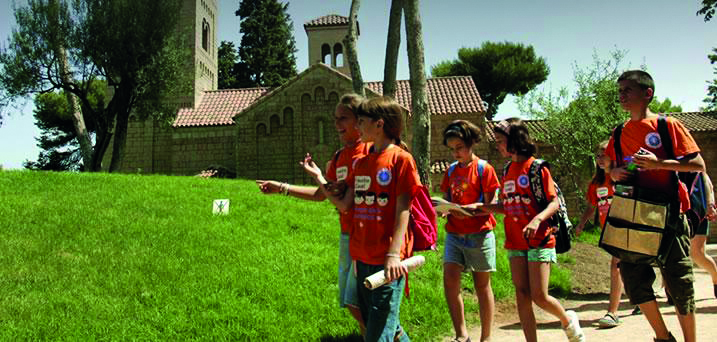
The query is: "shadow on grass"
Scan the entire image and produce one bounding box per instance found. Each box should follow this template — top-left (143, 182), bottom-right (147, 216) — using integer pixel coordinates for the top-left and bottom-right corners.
top-left (319, 333), bottom-right (364, 342)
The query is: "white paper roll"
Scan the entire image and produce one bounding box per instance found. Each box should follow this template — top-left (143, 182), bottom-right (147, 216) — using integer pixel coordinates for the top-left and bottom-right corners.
top-left (363, 255), bottom-right (426, 290)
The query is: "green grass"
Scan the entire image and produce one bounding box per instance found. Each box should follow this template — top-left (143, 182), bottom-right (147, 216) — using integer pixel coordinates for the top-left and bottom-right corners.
top-left (0, 171), bottom-right (577, 340)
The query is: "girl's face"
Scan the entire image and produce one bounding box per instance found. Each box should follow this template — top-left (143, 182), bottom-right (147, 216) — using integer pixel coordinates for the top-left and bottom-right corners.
top-left (445, 137), bottom-right (472, 164)
top-left (334, 106), bottom-right (360, 143)
top-left (494, 132), bottom-right (510, 157)
top-left (356, 115), bottom-right (382, 143)
top-left (596, 148), bottom-right (610, 170)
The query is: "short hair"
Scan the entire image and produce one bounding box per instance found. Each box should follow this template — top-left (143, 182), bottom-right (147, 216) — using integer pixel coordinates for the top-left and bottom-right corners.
top-left (618, 70), bottom-right (655, 102)
top-left (493, 118), bottom-right (537, 157)
top-left (337, 93), bottom-right (364, 117)
top-left (442, 120), bottom-right (482, 147)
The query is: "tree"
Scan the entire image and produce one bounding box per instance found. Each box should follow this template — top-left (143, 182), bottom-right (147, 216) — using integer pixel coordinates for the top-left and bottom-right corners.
top-left (432, 42), bottom-right (549, 120)
top-left (649, 97), bottom-right (683, 113)
top-left (382, 0), bottom-right (403, 100)
top-left (404, 0), bottom-right (430, 186)
top-left (704, 48), bottom-right (717, 111)
top-left (218, 41), bottom-right (239, 89)
top-left (234, 0), bottom-right (297, 88)
top-left (24, 80), bottom-right (106, 171)
top-left (344, 0), bottom-right (364, 96)
top-left (517, 50), bottom-right (630, 203)
top-left (698, 0), bottom-right (717, 21)
top-left (0, 0), bottom-right (191, 172)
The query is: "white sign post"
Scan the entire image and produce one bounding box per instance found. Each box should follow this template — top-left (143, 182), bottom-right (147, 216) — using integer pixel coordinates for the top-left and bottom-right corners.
top-left (213, 199), bottom-right (230, 215)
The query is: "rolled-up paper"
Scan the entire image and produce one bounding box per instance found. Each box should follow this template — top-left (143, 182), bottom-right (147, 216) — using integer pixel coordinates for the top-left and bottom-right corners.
top-left (364, 255), bottom-right (426, 290)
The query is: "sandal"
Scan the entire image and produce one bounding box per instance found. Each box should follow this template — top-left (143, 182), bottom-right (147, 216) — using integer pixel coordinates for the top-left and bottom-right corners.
top-left (597, 312), bottom-right (620, 328)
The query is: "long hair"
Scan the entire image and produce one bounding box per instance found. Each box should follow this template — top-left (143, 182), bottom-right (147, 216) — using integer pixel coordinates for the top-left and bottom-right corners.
top-left (443, 120), bottom-right (482, 147)
top-left (493, 118), bottom-right (537, 157)
top-left (356, 96), bottom-right (409, 150)
top-left (591, 140), bottom-right (610, 185)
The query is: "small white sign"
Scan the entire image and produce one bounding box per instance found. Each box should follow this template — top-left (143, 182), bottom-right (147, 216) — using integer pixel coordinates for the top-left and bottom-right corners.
top-left (213, 199), bottom-right (230, 215)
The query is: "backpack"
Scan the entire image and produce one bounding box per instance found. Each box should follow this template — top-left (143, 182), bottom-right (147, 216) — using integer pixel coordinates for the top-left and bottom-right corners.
top-left (655, 116), bottom-right (708, 236)
top-left (503, 159), bottom-right (573, 253)
top-left (446, 159), bottom-right (487, 202)
top-left (409, 185), bottom-right (438, 252)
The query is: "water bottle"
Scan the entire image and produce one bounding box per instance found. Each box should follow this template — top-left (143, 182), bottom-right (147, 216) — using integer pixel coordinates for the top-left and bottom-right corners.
top-left (615, 156), bottom-right (637, 197)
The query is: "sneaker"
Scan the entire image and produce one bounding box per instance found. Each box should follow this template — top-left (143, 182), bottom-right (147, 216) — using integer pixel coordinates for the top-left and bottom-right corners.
top-left (597, 312), bottom-right (621, 328)
top-left (653, 331), bottom-right (677, 342)
top-left (713, 284), bottom-right (717, 299)
top-left (631, 305), bottom-right (642, 315)
top-left (450, 338), bottom-right (471, 342)
top-left (563, 310), bottom-right (585, 342)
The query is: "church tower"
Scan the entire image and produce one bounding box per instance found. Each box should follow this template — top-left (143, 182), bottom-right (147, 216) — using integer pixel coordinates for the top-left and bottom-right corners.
top-left (304, 14), bottom-right (354, 76)
top-left (176, 0), bottom-right (218, 108)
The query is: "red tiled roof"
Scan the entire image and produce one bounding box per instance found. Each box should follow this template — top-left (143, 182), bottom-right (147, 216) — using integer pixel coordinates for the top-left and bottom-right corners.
top-left (304, 14), bottom-right (349, 28)
top-left (366, 77), bottom-right (485, 115)
top-left (173, 88), bottom-right (269, 127)
top-left (484, 119), bottom-right (552, 142)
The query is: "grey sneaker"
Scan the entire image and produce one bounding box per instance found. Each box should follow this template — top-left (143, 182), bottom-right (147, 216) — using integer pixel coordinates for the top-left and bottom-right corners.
top-left (597, 312), bottom-right (620, 328)
top-left (563, 310), bottom-right (585, 342)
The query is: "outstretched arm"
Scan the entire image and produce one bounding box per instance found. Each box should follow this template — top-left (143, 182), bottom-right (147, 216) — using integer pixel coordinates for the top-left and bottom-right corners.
top-left (256, 180), bottom-right (326, 201)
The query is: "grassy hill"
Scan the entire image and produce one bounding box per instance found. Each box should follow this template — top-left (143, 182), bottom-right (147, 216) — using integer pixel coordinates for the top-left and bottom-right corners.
top-left (0, 170), bottom-right (574, 340)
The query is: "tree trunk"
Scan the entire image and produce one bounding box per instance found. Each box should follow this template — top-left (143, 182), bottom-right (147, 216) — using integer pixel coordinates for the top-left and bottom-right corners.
top-left (343, 0), bottom-right (364, 96)
top-left (404, 0), bottom-right (431, 187)
top-left (109, 110), bottom-right (130, 173)
top-left (383, 0), bottom-right (403, 99)
top-left (50, 0), bottom-right (94, 171)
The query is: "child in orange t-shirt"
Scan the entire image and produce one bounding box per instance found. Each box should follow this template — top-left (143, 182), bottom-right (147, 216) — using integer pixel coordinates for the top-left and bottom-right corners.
top-left (473, 118), bottom-right (584, 342)
top-left (575, 140), bottom-right (628, 327)
top-left (302, 96), bottom-right (418, 342)
top-left (256, 94), bottom-right (368, 334)
top-left (439, 120), bottom-right (500, 342)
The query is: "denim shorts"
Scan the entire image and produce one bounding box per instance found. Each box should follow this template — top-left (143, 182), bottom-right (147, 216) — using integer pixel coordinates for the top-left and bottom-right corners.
top-left (338, 233), bottom-right (359, 308)
top-left (443, 231), bottom-right (497, 272)
top-left (507, 247), bottom-right (557, 263)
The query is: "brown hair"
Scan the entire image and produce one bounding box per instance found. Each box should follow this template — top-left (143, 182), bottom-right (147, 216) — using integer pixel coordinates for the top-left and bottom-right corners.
top-left (591, 140), bottom-right (610, 185)
top-left (493, 118), bottom-right (537, 157)
top-left (443, 120), bottom-right (482, 147)
top-left (337, 93), bottom-right (364, 117)
top-left (356, 96), bottom-right (409, 150)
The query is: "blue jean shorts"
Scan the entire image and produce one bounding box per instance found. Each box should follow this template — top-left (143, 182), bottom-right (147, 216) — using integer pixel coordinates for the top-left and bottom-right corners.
top-left (338, 233), bottom-right (359, 308)
top-left (443, 231), bottom-right (497, 272)
top-left (507, 247), bottom-right (557, 263)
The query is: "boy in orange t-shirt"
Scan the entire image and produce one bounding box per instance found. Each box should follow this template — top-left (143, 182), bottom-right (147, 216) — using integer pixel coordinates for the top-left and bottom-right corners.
top-left (606, 70), bottom-right (705, 342)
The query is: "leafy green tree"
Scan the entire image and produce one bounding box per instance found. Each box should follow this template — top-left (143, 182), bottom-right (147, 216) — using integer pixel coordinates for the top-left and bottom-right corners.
top-left (24, 81), bottom-right (106, 171)
top-left (218, 41), bottom-right (239, 89)
top-left (698, 0), bottom-right (717, 21)
top-left (704, 48), bottom-right (717, 111)
top-left (649, 97), bottom-right (683, 113)
top-left (518, 50), bottom-right (630, 201)
top-left (0, 0), bottom-right (191, 172)
top-left (234, 0), bottom-right (297, 87)
top-left (432, 41), bottom-right (549, 120)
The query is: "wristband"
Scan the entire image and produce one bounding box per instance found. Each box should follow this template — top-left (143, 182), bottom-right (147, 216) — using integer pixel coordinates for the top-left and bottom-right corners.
top-left (386, 252), bottom-right (400, 258)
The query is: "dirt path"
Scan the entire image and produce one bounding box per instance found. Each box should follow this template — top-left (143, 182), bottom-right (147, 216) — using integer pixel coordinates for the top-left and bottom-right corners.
top-left (446, 244), bottom-right (717, 341)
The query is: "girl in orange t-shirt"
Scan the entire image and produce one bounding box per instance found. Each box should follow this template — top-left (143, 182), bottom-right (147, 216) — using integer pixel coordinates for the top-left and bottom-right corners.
top-left (439, 120), bottom-right (500, 342)
top-left (473, 118), bottom-right (584, 342)
top-left (575, 140), bottom-right (628, 327)
top-left (302, 96), bottom-right (418, 342)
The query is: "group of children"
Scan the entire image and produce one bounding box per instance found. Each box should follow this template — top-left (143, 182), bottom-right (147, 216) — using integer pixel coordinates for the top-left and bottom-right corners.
top-left (256, 70), bottom-right (717, 342)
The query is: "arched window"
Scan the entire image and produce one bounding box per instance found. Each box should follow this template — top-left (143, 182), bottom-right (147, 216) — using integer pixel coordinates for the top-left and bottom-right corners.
top-left (321, 44), bottom-right (331, 65)
top-left (333, 43), bottom-right (344, 67)
top-left (318, 120), bottom-right (325, 145)
top-left (202, 19), bottom-right (210, 51)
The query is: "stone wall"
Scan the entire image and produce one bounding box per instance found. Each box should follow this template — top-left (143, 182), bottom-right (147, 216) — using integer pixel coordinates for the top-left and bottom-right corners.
top-left (170, 125), bottom-right (235, 175)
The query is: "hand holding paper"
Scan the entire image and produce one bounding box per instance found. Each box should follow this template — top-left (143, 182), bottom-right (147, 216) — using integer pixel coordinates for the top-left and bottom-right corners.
top-left (364, 256), bottom-right (426, 290)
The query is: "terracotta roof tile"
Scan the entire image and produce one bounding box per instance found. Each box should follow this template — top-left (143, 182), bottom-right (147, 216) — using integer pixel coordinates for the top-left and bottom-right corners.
top-left (304, 14), bottom-right (349, 28)
top-left (366, 76), bottom-right (485, 115)
top-left (173, 88), bottom-right (269, 127)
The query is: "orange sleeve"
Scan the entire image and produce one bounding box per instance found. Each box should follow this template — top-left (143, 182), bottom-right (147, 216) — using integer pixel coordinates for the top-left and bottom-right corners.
top-left (396, 153), bottom-right (421, 196)
top-left (482, 163), bottom-right (501, 194)
top-left (541, 167), bottom-right (557, 202)
top-left (325, 153), bottom-right (337, 182)
top-left (586, 183), bottom-right (598, 207)
top-left (667, 117), bottom-right (700, 157)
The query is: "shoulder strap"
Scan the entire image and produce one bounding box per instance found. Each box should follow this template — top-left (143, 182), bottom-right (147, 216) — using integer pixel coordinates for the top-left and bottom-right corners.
top-left (613, 123), bottom-right (625, 166)
top-left (528, 159), bottom-right (549, 209)
top-left (476, 159), bottom-right (486, 203)
top-left (657, 116), bottom-right (674, 159)
top-left (333, 148), bottom-right (343, 164)
top-left (447, 161), bottom-right (459, 178)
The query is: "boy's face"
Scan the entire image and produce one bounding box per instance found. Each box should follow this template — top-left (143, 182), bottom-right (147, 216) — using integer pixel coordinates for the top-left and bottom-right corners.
top-left (618, 80), bottom-right (652, 112)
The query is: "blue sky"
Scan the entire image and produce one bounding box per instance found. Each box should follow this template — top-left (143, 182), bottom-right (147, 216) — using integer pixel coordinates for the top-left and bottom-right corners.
top-left (1, 0), bottom-right (716, 169)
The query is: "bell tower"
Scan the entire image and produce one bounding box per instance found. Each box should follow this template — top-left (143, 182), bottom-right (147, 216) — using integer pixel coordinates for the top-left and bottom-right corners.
top-left (176, 0), bottom-right (218, 108)
top-left (304, 14), bottom-right (355, 76)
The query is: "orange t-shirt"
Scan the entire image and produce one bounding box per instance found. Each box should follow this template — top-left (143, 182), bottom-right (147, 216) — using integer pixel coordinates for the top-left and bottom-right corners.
top-left (586, 178), bottom-right (614, 227)
top-left (326, 142), bottom-right (371, 234)
top-left (500, 157), bottom-right (557, 250)
top-left (440, 158), bottom-right (500, 234)
top-left (347, 145), bottom-right (421, 265)
top-left (605, 116), bottom-right (699, 212)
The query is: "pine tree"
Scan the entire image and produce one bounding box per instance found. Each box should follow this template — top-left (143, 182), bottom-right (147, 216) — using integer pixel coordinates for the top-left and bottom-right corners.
top-left (235, 0), bottom-right (298, 87)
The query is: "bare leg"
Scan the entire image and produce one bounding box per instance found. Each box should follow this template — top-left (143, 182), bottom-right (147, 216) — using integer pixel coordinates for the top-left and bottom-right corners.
top-left (473, 271), bottom-right (494, 341)
top-left (690, 235), bottom-right (717, 284)
top-left (527, 261), bottom-right (569, 326)
top-left (675, 310), bottom-right (696, 342)
top-left (347, 305), bottom-right (366, 336)
top-left (638, 300), bottom-right (670, 340)
top-left (510, 257), bottom-right (537, 342)
top-left (608, 257), bottom-right (623, 314)
top-left (444, 262), bottom-right (469, 339)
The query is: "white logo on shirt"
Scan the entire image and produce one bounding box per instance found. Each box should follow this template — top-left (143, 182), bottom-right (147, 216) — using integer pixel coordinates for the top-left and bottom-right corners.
top-left (504, 180), bottom-right (516, 194)
top-left (645, 132), bottom-right (662, 149)
top-left (355, 176), bottom-right (371, 191)
top-left (336, 166), bottom-right (348, 181)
